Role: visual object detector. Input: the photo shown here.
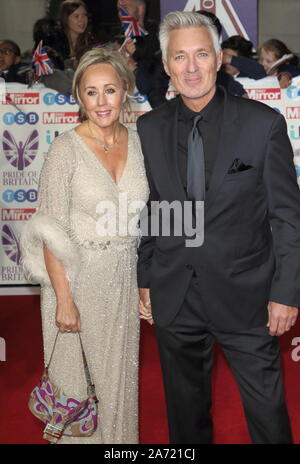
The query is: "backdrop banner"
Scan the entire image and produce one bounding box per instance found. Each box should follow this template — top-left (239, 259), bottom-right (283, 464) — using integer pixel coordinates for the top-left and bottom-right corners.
top-left (1, 77), bottom-right (300, 286)
top-left (160, 0), bottom-right (258, 46)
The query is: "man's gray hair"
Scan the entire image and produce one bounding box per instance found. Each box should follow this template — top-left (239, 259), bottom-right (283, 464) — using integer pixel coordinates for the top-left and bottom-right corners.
top-left (159, 11), bottom-right (221, 61)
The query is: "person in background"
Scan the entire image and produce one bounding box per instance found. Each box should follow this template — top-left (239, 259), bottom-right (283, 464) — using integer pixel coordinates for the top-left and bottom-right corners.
top-left (123, 35), bottom-right (169, 108)
top-left (40, 46), bottom-right (74, 95)
top-left (117, 0), bottom-right (167, 108)
top-left (54, 0), bottom-right (94, 69)
top-left (222, 35), bottom-right (266, 80)
top-left (259, 39), bottom-right (300, 87)
top-left (221, 35), bottom-right (256, 76)
top-left (33, 17), bottom-right (60, 52)
top-left (223, 37), bottom-right (300, 89)
top-left (0, 39), bottom-right (27, 83)
top-left (117, 0), bottom-right (158, 35)
top-left (197, 11), bottom-right (247, 97)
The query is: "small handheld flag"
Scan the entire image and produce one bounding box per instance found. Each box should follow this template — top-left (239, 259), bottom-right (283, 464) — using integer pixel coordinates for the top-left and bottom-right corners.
top-left (32, 41), bottom-right (54, 76)
top-left (119, 7), bottom-right (148, 37)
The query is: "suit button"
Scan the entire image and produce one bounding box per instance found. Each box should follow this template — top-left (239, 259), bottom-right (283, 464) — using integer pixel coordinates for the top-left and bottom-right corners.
top-left (186, 264), bottom-right (193, 270)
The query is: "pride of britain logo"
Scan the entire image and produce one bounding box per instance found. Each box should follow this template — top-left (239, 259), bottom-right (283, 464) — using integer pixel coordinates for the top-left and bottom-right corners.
top-left (1, 224), bottom-right (21, 265)
top-left (2, 130), bottom-right (39, 171)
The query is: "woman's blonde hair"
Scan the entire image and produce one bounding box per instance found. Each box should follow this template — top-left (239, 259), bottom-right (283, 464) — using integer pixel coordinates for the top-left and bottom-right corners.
top-left (72, 47), bottom-right (135, 118)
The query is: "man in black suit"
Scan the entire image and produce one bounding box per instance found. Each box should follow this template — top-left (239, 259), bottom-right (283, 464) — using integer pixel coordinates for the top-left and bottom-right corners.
top-left (137, 11), bottom-right (300, 444)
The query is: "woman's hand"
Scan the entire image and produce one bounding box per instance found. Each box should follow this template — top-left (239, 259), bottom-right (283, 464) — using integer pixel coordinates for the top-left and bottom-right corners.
top-left (56, 298), bottom-right (82, 333)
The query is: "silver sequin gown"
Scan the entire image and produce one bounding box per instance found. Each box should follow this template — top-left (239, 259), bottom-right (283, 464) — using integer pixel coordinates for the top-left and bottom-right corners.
top-left (20, 128), bottom-right (149, 444)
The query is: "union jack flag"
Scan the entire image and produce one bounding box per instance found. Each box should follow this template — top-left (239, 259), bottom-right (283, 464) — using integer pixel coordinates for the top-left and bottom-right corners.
top-left (32, 41), bottom-right (54, 76)
top-left (119, 7), bottom-right (148, 37)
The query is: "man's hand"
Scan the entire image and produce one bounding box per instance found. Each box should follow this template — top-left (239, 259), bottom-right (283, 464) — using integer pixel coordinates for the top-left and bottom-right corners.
top-left (139, 288), bottom-right (154, 325)
top-left (267, 301), bottom-right (298, 336)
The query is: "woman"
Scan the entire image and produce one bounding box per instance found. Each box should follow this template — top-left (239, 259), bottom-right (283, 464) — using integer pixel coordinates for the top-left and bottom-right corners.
top-left (20, 47), bottom-right (149, 444)
top-left (258, 38), bottom-right (300, 87)
top-left (56, 0), bottom-right (93, 68)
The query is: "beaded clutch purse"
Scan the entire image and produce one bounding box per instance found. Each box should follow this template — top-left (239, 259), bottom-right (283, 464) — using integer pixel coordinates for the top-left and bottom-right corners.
top-left (28, 330), bottom-right (99, 443)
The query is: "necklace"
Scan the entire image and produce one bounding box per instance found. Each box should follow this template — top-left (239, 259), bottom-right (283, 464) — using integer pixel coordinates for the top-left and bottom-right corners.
top-left (88, 121), bottom-right (119, 154)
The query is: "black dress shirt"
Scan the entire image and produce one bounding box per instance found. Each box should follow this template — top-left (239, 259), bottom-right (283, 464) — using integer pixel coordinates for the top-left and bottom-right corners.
top-left (177, 86), bottom-right (224, 192)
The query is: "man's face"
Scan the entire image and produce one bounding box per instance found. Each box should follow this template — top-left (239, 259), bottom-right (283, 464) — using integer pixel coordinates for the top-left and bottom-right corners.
top-left (163, 27), bottom-right (222, 107)
top-left (0, 42), bottom-right (20, 72)
top-left (117, 0), bottom-right (139, 19)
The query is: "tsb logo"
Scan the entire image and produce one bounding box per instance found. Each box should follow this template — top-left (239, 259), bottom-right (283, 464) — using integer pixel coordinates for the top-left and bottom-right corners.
top-left (286, 86), bottom-right (300, 99)
top-left (2, 189), bottom-right (38, 203)
top-left (3, 112), bottom-right (39, 125)
top-left (43, 92), bottom-right (76, 105)
top-left (131, 92), bottom-right (148, 104)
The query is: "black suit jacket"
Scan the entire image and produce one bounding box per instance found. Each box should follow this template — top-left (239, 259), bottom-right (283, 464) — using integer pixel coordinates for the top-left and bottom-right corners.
top-left (137, 87), bottom-right (300, 331)
top-left (3, 64), bottom-right (27, 84)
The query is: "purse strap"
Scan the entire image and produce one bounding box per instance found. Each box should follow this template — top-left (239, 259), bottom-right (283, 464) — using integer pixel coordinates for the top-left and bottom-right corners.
top-left (45, 330), bottom-right (94, 389)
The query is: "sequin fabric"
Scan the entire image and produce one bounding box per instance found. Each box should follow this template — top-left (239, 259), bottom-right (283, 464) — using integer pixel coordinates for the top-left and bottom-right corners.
top-left (23, 127), bottom-right (149, 444)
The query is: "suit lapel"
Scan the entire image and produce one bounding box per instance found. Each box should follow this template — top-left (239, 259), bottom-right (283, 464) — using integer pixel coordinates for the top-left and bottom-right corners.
top-left (205, 89), bottom-right (240, 212)
top-left (161, 98), bottom-right (187, 202)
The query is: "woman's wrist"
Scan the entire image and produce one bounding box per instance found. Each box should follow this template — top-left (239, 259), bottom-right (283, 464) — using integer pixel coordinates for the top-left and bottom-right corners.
top-left (56, 293), bottom-right (73, 306)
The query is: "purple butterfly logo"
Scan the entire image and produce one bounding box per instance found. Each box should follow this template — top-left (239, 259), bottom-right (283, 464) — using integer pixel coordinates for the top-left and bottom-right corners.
top-left (2, 130), bottom-right (39, 171)
top-left (1, 225), bottom-right (21, 265)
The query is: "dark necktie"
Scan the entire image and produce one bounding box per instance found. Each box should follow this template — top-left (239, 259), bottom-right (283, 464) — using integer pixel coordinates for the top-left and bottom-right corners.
top-left (187, 115), bottom-right (205, 202)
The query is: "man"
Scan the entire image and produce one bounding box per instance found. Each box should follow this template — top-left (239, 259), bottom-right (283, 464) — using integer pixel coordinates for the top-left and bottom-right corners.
top-left (0, 40), bottom-right (27, 83)
top-left (137, 11), bottom-right (300, 444)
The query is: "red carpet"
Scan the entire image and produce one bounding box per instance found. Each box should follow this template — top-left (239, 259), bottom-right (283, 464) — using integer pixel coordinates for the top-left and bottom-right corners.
top-left (0, 295), bottom-right (299, 444)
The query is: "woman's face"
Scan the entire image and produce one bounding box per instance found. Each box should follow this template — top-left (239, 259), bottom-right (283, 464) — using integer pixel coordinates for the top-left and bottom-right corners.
top-left (67, 6), bottom-right (88, 36)
top-left (80, 63), bottom-right (126, 130)
top-left (259, 47), bottom-right (277, 73)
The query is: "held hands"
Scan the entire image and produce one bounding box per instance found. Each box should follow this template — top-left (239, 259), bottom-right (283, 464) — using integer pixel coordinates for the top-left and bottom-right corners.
top-left (139, 288), bottom-right (154, 325)
top-left (56, 297), bottom-right (82, 333)
top-left (267, 301), bottom-right (298, 336)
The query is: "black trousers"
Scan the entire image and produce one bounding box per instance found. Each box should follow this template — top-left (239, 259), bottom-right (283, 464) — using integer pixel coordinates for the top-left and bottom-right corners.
top-left (155, 274), bottom-right (292, 444)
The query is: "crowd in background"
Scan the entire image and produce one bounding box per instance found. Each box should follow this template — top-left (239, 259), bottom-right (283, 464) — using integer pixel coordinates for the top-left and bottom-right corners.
top-left (1, 0), bottom-right (300, 108)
